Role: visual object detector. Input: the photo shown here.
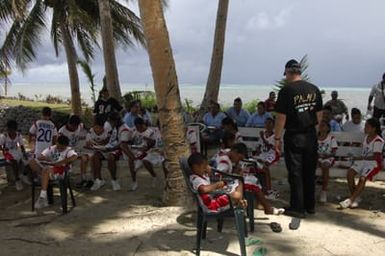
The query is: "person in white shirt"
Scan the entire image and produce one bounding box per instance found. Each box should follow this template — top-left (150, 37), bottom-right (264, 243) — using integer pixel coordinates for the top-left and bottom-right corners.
top-left (58, 115), bottom-right (85, 151)
top-left (29, 107), bottom-right (58, 158)
top-left (340, 118), bottom-right (384, 209)
top-left (342, 108), bottom-right (364, 133)
top-left (30, 135), bottom-right (78, 209)
top-left (0, 120), bottom-right (27, 191)
top-left (90, 112), bottom-right (132, 191)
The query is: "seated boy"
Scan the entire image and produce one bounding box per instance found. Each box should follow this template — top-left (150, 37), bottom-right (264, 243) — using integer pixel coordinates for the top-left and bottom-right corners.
top-left (214, 143), bottom-right (284, 215)
top-left (120, 117), bottom-right (161, 191)
top-left (0, 120), bottom-right (27, 191)
top-left (29, 135), bottom-right (78, 209)
top-left (58, 115), bottom-right (86, 150)
top-left (189, 153), bottom-right (246, 212)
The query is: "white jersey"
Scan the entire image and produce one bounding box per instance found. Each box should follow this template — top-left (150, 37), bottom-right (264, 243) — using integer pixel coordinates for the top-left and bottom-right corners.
top-left (86, 127), bottom-right (110, 145)
top-left (106, 124), bottom-right (132, 148)
top-left (0, 132), bottom-right (24, 151)
top-left (257, 131), bottom-right (275, 154)
top-left (318, 134), bottom-right (338, 155)
top-left (29, 119), bottom-right (58, 156)
top-left (190, 174), bottom-right (210, 192)
top-left (362, 135), bottom-right (384, 158)
top-left (58, 124), bottom-right (85, 148)
top-left (214, 149), bottom-right (233, 174)
top-left (132, 127), bottom-right (156, 148)
top-left (41, 145), bottom-right (77, 168)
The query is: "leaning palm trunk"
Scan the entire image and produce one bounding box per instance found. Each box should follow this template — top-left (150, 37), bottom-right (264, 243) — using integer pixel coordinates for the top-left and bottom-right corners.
top-left (197, 0), bottom-right (229, 119)
top-left (138, 0), bottom-right (190, 206)
top-left (98, 0), bottom-right (122, 100)
top-left (60, 19), bottom-right (82, 116)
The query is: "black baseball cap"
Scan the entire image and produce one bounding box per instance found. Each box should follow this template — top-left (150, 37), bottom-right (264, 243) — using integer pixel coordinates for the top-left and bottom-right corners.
top-left (284, 59), bottom-right (301, 75)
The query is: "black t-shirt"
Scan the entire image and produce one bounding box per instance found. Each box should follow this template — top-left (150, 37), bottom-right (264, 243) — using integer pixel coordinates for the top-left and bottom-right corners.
top-left (93, 98), bottom-right (123, 120)
top-left (275, 80), bottom-right (323, 133)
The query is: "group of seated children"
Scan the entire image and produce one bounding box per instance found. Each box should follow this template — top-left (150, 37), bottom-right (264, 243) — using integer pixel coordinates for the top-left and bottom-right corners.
top-left (0, 107), bottom-right (165, 209)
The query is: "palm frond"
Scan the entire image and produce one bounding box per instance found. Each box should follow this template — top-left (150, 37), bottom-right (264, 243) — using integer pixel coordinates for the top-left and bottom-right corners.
top-left (13, 0), bottom-right (46, 70)
top-left (0, 20), bottom-right (22, 67)
top-left (77, 59), bottom-right (97, 103)
top-left (50, 8), bottom-right (63, 57)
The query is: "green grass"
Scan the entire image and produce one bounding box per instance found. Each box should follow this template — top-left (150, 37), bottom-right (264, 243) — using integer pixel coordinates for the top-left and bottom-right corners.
top-left (0, 98), bottom-right (73, 113)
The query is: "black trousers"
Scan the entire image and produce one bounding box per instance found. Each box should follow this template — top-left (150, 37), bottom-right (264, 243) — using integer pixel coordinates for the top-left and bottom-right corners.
top-left (373, 106), bottom-right (385, 120)
top-left (284, 130), bottom-right (318, 213)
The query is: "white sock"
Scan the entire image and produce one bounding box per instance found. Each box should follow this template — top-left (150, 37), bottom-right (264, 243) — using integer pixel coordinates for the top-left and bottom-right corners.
top-left (40, 190), bottom-right (47, 199)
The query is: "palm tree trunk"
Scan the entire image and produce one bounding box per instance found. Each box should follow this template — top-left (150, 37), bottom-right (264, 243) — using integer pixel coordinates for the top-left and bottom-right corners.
top-left (60, 19), bottom-right (82, 116)
top-left (197, 0), bottom-right (229, 119)
top-left (98, 0), bottom-right (122, 100)
top-left (138, 0), bottom-right (190, 206)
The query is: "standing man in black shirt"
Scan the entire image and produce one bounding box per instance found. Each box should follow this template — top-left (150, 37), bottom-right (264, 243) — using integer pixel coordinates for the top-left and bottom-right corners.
top-left (274, 59), bottom-right (323, 227)
top-left (93, 88), bottom-right (123, 122)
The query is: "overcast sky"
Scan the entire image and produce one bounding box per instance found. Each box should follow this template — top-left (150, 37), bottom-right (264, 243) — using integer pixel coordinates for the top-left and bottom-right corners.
top-left (5, 0), bottom-right (385, 87)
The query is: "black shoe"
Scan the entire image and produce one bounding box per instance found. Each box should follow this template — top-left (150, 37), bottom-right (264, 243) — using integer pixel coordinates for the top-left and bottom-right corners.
top-left (75, 180), bottom-right (87, 189)
top-left (85, 180), bottom-right (94, 189)
top-left (306, 209), bottom-right (316, 215)
top-left (284, 207), bottom-right (306, 218)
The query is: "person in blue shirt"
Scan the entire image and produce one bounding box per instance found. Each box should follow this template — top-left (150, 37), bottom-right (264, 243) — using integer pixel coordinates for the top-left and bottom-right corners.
top-left (123, 101), bottom-right (141, 128)
top-left (226, 97), bottom-right (250, 127)
top-left (323, 106), bottom-right (342, 132)
top-left (246, 102), bottom-right (272, 128)
top-left (202, 102), bottom-right (227, 128)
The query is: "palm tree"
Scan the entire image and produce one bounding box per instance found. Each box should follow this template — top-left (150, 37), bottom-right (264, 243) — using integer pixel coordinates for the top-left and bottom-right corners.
top-left (197, 0), bottom-right (229, 119)
top-left (0, 63), bottom-right (11, 96)
top-left (138, 0), bottom-right (190, 205)
top-left (98, 0), bottom-right (145, 101)
top-left (0, 0), bottom-right (144, 115)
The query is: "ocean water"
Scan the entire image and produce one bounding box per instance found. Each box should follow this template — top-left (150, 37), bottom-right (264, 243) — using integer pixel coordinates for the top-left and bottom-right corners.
top-left (3, 83), bottom-right (372, 114)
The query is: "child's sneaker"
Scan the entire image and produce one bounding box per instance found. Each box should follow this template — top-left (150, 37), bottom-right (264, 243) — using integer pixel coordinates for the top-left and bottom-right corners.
top-left (111, 180), bottom-right (121, 191)
top-left (15, 180), bottom-right (23, 191)
top-left (339, 198), bottom-right (352, 209)
top-left (90, 179), bottom-right (105, 191)
top-left (34, 197), bottom-right (48, 209)
top-left (320, 190), bottom-right (327, 203)
top-left (350, 199), bottom-right (360, 208)
top-left (130, 181), bottom-right (138, 191)
top-left (272, 207), bottom-right (285, 215)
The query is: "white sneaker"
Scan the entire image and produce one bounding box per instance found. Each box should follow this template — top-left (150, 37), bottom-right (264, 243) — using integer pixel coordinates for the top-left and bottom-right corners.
top-left (130, 181), bottom-right (138, 191)
top-left (339, 198), bottom-right (352, 209)
top-left (320, 190), bottom-right (327, 203)
top-left (350, 200), bottom-right (359, 208)
top-left (272, 207), bottom-right (285, 215)
top-left (15, 180), bottom-right (23, 191)
top-left (90, 179), bottom-right (105, 191)
top-left (20, 174), bottom-right (31, 185)
top-left (34, 197), bottom-right (48, 209)
top-left (111, 180), bottom-right (121, 191)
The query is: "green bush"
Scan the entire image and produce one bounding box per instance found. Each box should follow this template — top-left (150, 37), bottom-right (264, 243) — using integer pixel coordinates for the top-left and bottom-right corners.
top-left (123, 91), bottom-right (157, 110)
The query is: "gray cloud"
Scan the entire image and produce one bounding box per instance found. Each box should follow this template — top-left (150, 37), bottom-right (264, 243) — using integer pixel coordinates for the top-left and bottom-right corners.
top-left (7, 0), bottom-right (385, 87)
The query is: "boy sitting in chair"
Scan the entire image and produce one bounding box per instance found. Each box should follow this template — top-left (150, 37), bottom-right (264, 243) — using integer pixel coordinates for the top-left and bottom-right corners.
top-left (29, 135), bottom-right (78, 209)
top-left (189, 152), bottom-right (247, 212)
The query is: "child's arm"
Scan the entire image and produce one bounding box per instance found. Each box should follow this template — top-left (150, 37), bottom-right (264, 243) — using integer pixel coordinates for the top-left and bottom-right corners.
top-left (197, 181), bottom-right (225, 194)
top-left (142, 137), bottom-right (155, 151)
top-left (53, 155), bottom-right (78, 166)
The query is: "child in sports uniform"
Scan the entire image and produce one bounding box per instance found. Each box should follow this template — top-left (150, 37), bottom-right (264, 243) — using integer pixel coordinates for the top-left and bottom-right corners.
top-left (214, 143), bottom-right (284, 215)
top-left (339, 118), bottom-right (384, 209)
top-left (77, 115), bottom-right (110, 189)
top-left (90, 112), bottom-right (132, 191)
top-left (221, 117), bottom-right (242, 142)
top-left (58, 115), bottom-right (85, 151)
top-left (32, 135), bottom-right (78, 209)
top-left (29, 107), bottom-right (58, 158)
top-left (0, 120), bottom-right (27, 191)
top-left (317, 120), bottom-right (338, 202)
top-left (189, 153), bottom-right (246, 211)
top-left (121, 117), bottom-right (162, 191)
top-left (254, 118), bottom-right (280, 199)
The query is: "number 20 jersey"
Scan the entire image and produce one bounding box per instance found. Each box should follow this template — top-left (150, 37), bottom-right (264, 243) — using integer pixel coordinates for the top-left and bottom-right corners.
top-left (29, 120), bottom-right (58, 156)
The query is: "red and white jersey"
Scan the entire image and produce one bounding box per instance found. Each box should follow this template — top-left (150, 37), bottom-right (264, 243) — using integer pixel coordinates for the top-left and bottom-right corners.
top-left (86, 127), bottom-right (110, 145)
top-left (107, 124), bottom-right (132, 148)
top-left (58, 124), bottom-right (85, 148)
top-left (318, 134), bottom-right (338, 155)
top-left (29, 119), bottom-right (58, 155)
top-left (190, 174), bottom-right (210, 191)
top-left (257, 130), bottom-right (275, 153)
top-left (362, 135), bottom-right (384, 158)
top-left (132, 127), bottom-right (156, 148)
top-left (41, 145), bottom-right (77, 166)
top-left (0, 132), bottom-right (24, 151)
top-left (214, 149), bottom-right (233, 174)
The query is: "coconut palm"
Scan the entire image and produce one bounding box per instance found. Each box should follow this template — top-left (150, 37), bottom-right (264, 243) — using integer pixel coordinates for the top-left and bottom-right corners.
top-left (0, 62), bottom-right (11, 96)
top-left (0, 0), bottom-right (145, 115)
top-left (197, 0), bottom-right (229, 119)
top-left (138, 0), bottom-right (190, 205)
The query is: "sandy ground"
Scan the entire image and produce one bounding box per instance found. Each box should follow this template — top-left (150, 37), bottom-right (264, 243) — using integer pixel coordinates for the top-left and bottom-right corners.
top-left (1, 164), bottom-right (385, 256)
